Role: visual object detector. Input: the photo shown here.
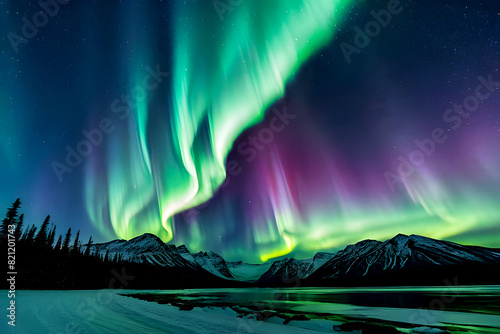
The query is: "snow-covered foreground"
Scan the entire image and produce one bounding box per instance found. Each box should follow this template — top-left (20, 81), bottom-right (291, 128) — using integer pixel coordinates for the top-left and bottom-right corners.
top-left (2, 290), bottom-right (344, 334)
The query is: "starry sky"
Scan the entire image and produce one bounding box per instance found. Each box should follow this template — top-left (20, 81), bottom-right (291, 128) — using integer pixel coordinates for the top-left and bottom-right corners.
top-left (1, 0), bottom-right (500, 263)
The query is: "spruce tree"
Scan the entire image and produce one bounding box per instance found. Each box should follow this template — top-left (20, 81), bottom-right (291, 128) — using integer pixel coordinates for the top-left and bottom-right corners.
top-left (14, 214), bottom-right (24, 240)
top-left (72, 230), bottom-right (80, 255)
top-left (84, 236), bottom-right (93, 257)
top-left (21, 224), bottom-right (31, 241)
top-left (54, 235), bottom-right (62, 250)
top-left (35, 215), bottom-right (50, 246)
top-left (62, 228), bottom-right (72, 251)
top-left (1, 198), bottom-right (21, 234)
top-left (47, 225), bottom-right (56, 247)
top-left (26, 225), bottom-right (37, 244)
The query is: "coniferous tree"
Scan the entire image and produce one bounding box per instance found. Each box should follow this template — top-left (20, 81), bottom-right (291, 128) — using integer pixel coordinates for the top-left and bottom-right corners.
top-left (35, 215), bottom-right (50, 246)
top-left (72, 230), bottom-right (80, 255)
top-left (62, 228), bottom-right (72, 251)
top-left (26, 225), bottom-right (37, 244)
top-left (1, 198), bottom-right (21, 234)
top-left (54, 235), bottom-right (62, 250)
top-left (84, 236), bottom-right (93, 257)
top-left (47, 225), bottom-right (56, 248)
top-left (21, 224), bottom-right (31, 241)
top-left (14, 214), bottom-right (24, 240)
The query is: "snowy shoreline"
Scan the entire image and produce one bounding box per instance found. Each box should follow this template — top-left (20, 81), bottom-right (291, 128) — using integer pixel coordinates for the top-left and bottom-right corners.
top-left (2, 290), bottom-right (349, 333)
top-left (3, 289), bottom-right (497, 333)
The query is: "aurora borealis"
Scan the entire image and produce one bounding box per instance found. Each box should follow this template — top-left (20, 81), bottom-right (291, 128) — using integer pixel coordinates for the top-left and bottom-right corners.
top-left (1, 1), bottom-right (500, 263)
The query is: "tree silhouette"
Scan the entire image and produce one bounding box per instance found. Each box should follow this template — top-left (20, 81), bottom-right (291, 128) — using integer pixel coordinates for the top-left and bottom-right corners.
top-left (35, 215), bottom-right (50, 247)
top-left (25, 225), bottom-right (37, 244)
top-left (14, 213), bottom-right (24, 240)
top-left (84, 236), bottom-right (93, 257)
top-left (47, 224), bottom-right (56, 248)
top-left (62, 227), bottom-right (72, 251)
top-left (1, 198), bottom-right (245, 290)
top-left (72, 230), bottom-right (80, 256)
top-left (54, 235), bottom-right (62, 250)
top-left (1, 198), bottom-right (21, 234)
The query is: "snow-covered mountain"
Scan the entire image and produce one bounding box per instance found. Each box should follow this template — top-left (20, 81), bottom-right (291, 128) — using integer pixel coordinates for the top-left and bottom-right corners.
top-left (256, 258), bottom-right (312, 283)
top-left (176, 244), bottom-right (193, 260)
top-left (87, 234), bottom-right (235, 279)
top-left (303, 252), bottom-right (335, 277)
top-left (86, 233), bottom-right (500, 285)
top-left (309, 233), bottom-right (500, 280)
top-left (86, 233), bottom-right (200, 269)
top-left (192, 251), bottom-right (236, 280)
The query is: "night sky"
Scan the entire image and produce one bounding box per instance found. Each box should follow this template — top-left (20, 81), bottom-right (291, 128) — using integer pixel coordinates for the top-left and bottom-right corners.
top-left (1, 0), bottom-right (500, 263)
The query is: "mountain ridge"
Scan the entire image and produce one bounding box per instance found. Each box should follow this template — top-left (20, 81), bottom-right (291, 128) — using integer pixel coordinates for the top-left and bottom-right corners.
top-left (86, 233), bottom-right (500, 286)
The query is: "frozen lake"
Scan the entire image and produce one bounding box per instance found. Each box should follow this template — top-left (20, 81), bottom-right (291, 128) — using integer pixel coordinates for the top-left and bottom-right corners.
top-left (2, 286), bottom-right (500, 333)
top-left (124, 285), bottom-right (500, 333)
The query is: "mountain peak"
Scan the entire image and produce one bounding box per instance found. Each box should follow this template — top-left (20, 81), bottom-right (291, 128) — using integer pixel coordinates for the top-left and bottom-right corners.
top-left (309, 233), bottom-right (500, 281)
top-left (192, 249), bottom-right (235, 279)
top-left (257, 256), bottom-right (311, 282)
top-left (176, 244), bottom-right (190, 253)
top-left (388, 233), bottom-right (412, 247)
top-left (129, 233), bottom-right (165, 244)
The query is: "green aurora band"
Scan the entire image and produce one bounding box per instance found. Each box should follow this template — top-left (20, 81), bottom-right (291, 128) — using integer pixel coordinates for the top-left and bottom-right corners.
top-left (84, 1), bottom-right (500, 262)
top-left (85, 0), bottom-right (355, 246)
